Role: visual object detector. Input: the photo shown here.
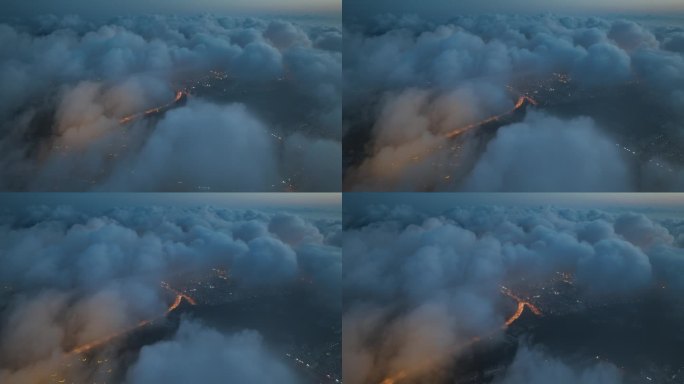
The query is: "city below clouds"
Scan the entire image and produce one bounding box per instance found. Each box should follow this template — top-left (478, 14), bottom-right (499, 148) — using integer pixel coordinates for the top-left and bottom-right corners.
top-left (343, 13), bottom-right (684, 191)
top-left (343, 193), bottom-right (684, 383)
top-left (0, 14), bottom-right (342, 192)
top-left (0, 195), bottom-right (343, 383)
top-left (0, 1), bottom-right (684, 384)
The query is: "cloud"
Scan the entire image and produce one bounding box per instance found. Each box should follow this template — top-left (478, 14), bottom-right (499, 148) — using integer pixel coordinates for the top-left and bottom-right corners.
top-left (1, 292), bottom-right (69, 368)
top-left (99, 101), bottom-right (279, 191)
top-left (298, 243), bottom-right (342, 308)
top-left (234, 236), bottom-right (298, 285)
top-left (572, 43), bottom-right (631, 85)
top-left (347, 84), bottom-right (511, 190)
top-left (463, 112), bottom-right (632, 191)
top-left (575, 238), bottom-right (651, 294)
top-left (268, 212), bottom-right (325, 246)
top-left (607, 20), bottom-right (658, 51)
top-left (662, 31), bottom-right (684, 53)
top-left (613, 212), bottom-right (674, 249)
top-left (125, 319), bottom-right (298, 384)
top-left (265, 20), bottom-right (312, 50)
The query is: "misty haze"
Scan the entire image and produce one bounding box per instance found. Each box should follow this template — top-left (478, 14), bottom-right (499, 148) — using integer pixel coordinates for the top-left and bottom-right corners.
top-left (343, 2), bottom-right (684, 191)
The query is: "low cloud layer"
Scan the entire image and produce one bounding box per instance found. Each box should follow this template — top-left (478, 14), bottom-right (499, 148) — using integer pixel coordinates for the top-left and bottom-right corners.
top-left (0, 15), bottom-right (341, 191)
top-left (0, 202), bottom-right (341, 383)
top-left (100, 102), bottom-right (279, 191)
top-left (126, 320), bottom-right (298, 384)
top-left (344, 14), bottom-right (684, 191)
top-left (463, 112), bottom-right (631, 191)
top-left (343, 200), bottom-right (684, 383)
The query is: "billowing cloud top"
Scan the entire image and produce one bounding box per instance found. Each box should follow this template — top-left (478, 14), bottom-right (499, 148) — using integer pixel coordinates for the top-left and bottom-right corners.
top-left (343, 197), bottom-right (684, 383)
top-left (126, 320), bottom-right (299, 384)
top-left (343, 14), bottom-right (684, 191)
top-left (0, 15), bottom-right (341, 191)
top-left (0, 201), bottom-right (341, 383)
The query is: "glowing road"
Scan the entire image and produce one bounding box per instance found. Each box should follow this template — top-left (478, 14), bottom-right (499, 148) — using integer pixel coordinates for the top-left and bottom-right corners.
top-left (68, 319), bottom-right (154, 355)
top-left (119, 90), bottom-right (187, 125)
top-left (501, 286), bottom-right (542, 327)
top-left (68, 282), bottom-right (196, 355)
top-left (444, 95), bottom-right (537, 139)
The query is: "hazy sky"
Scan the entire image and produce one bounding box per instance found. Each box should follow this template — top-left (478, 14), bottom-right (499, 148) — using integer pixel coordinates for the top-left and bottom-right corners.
top-left (345, 193), bottom-right (684, 218)
top-left (0, 193), bottom-right (341, 214)
top-left (1, 0), bottom-right (340, 18)
top-left (345, 0), bottom-right (684, 20)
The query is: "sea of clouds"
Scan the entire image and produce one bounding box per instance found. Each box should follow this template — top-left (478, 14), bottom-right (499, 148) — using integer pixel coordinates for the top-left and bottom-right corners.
top-left (0, 15), bottom-right (341, 191)
top-left (344, 14), bottom-right (684, 191)
top-left (0, 203), bottom-right (341, 383)
top-left (343, 201), bottom-right (684, 383)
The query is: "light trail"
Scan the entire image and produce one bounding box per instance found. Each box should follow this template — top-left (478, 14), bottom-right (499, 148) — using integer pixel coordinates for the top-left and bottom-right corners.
top-left (68, 282), bottom-right (196, 355)
top-left (161, 281), bottom-right (197, 306)
top-left (119, 90), bottom-right (186, 125)
top-left (504, 302), bottom-right (526, 327)
top-left (501, 286), bottom-right (542, 319)
top-left (166, 294), bottom-right (184, 315)
top-left (68, 319), bottom-right (153, 355)
top-left (444, 95), bottom-right (537, 139)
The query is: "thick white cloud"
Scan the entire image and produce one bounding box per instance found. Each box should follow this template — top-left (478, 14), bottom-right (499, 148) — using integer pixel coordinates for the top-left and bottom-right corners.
top-left (126, 320), bottom-right (298, 384)
top-left (463, 112), bottom-right (631, 191)
top-left (100, 101), bottom-right (279, 191)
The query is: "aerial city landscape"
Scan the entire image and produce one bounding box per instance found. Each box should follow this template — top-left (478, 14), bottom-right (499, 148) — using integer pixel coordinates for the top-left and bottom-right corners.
top-left (2, 0), bottom-right (684, 383)
top-left (343, 0), bottom-right (684, 191)
top-left (0, 0), bottom-right (341, 191)
top-left (0, 193), bottom-right (342, 384)
top-left (344, 193), bottom-right (684, 384)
